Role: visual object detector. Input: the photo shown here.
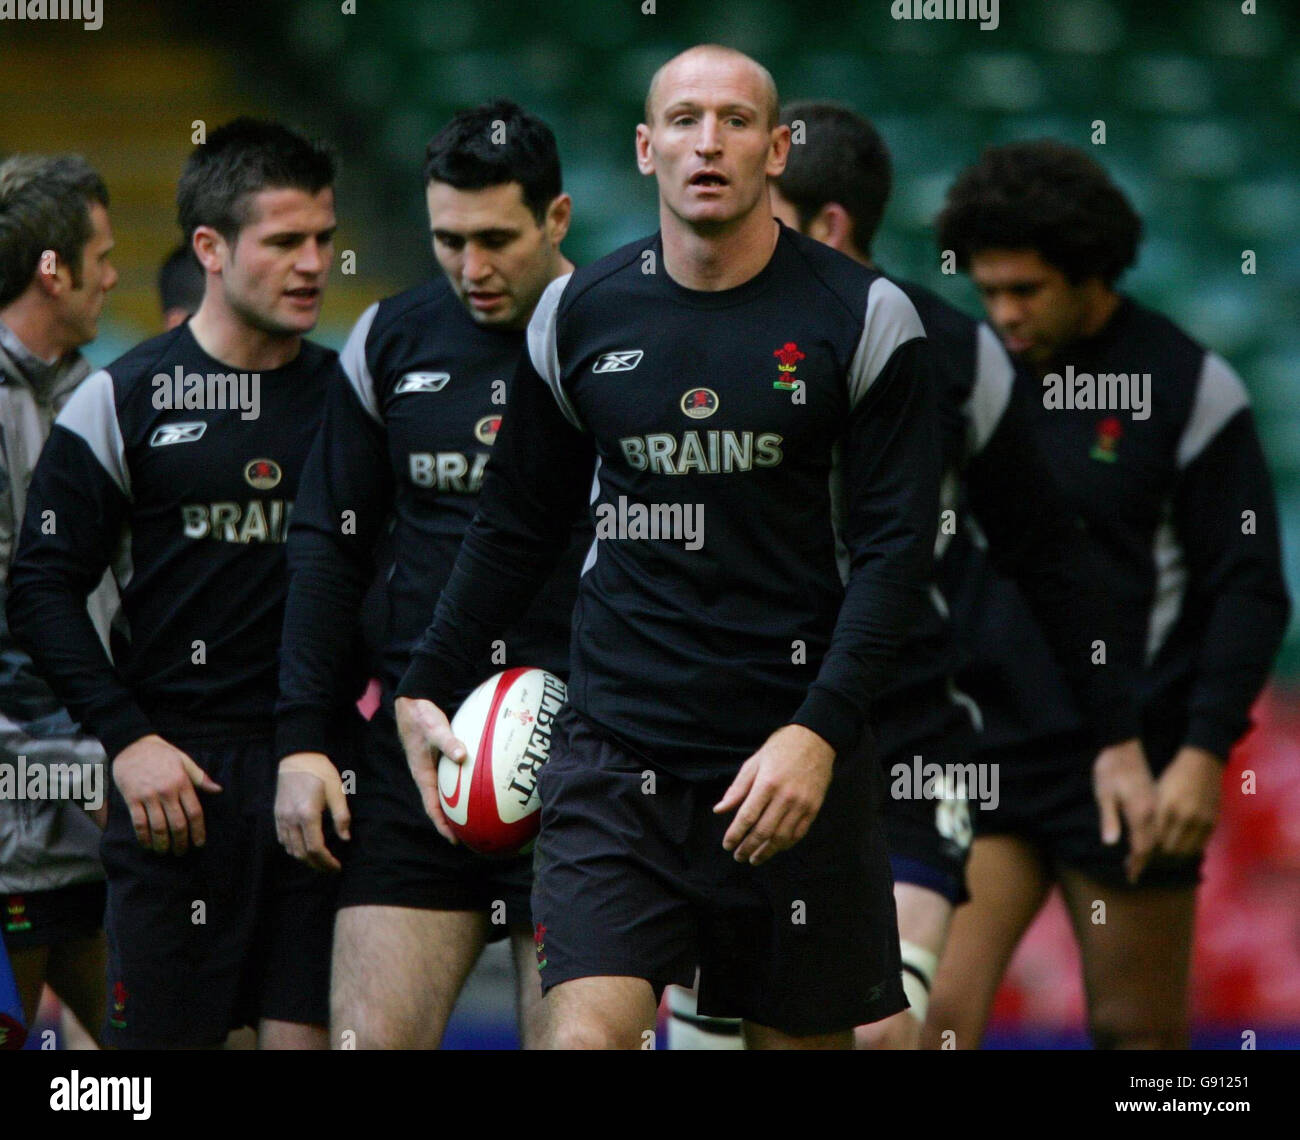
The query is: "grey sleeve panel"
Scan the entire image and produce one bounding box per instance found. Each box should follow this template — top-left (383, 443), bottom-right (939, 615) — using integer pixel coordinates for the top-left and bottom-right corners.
top-left (338, 301), bottom-right (383, 425)
top-left (965, 323), bottom-right (1016, 456)
top-left (527, 272), bottom-right (583, 431)
top-left (53, 369), bottom-right (130, 497)
top-left (1177, 351), bottom-right (1250, 469)
top-left (847, 276), bottom-right (927, 410)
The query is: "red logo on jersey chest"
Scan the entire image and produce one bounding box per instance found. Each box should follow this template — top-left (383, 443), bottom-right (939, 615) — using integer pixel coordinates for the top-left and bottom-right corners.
top-left (773, 341), bottom-right (804, 390)
top-left (1090, 416), bottom-right (1123, 462)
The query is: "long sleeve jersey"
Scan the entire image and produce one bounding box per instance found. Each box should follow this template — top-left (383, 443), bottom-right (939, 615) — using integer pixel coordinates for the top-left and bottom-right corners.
top-left (942, 297), bottom-right (1290, 761)
top-left (399, 224), bottom-right (943, 779)
top-left (873, 278), bottom-right (1139, 758)
top-left (275, 277), bottom-right (590, 760)
top-left (7, 324), bottom-right (335, 758)
top-left (0, 322), bottom-right (117, 892)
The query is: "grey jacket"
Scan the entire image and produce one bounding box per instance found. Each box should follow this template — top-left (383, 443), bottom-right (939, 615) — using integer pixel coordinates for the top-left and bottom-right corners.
top-left (0, 320), bottom-right (118, 894)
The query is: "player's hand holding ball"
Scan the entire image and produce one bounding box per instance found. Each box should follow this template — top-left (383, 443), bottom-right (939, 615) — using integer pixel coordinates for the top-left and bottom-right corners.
top-left (396, 695), bottom-right (466, 844)
top-left (715, 724), bottom-right (835, 866)
top-left (276, 752), bottom-right (351, 872)
top-left (112, 733), bottom-right (222, 856)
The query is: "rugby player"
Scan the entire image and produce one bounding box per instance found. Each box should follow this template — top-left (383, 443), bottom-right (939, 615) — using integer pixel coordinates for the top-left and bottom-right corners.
top-left (395, 45), bottom-right (941, 1050)
top-left (923, 140), bottom-right (1290, 1049)
top-left (0, 154), bottom-right (118, 1047)
top-left (8, 119), bottom-right (341, 1049)
top-left (274, 99), bottom-right (587, 1049)
top-left (766, 103), bottom-right (1152, 1049)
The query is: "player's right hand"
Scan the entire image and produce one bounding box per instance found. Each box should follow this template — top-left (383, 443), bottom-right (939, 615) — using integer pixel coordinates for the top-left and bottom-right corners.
top-left (111, 734), bottom-right (222, 856)
top-left (1092, 737), bottom-right (1156, 883)
top-left (276, 752), bottom-right (351, 872)
top-left (395, 696), bottom-right (464, 845)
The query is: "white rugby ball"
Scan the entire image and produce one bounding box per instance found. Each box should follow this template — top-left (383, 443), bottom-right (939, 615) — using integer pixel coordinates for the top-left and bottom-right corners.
top-left (439, 667), bottom-right (566, 856)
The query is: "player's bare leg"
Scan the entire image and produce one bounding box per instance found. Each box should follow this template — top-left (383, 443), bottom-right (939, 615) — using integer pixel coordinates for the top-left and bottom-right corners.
top-left (8, 944), bottom-right (50, 1026)
top-left (510, 924), bottom-right (548, 1049)
top-left (257, 1018), bottom-right (327, 1049)
top-left (744, 1022), bottom-right (852, 1050)
top-left (47, 990), bottom-right (98, 1049)
top-left (13, 946), bottom-right (104, 1049)
top-left (1057, 869), bottom-right (1194, 1049)
top-left (331, 905), bottom-right (487, 1048)
top-left (922, 835), bottom-right (1051, 1049)
top-left (42, 933), bottom-right (107, 1047)
top-left (858, 883), bottom-right (951, 1049)
top-left (544, 975), bottom-right (658, 1049)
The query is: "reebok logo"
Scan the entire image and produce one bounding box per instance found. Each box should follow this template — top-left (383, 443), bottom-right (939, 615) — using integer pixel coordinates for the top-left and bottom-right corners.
top-left (593, 350), bottom-right (643, 374)
top-left (149, 422), bottom-right (206, 447)
top-left (395, 372), bottom-right (450, 394)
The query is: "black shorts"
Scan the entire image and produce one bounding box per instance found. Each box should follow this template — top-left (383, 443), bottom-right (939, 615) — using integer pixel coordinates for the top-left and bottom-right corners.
top-left (878, 691), bottom-right (978, 905)
top-left (336, 711), bottom-right (532, 936)
top-left (100, 737), bottom-right (337, 1048)
top-left (972, 730), bottom-right (1202, 890)
top-left (2, 880), bottom-right (105, 953)
top-left (531, 707), bottom-right (907, 1037)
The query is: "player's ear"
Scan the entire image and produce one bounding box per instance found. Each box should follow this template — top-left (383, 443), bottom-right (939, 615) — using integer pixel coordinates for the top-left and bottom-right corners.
top-left (191, 226), bottom-right (225, 275)
top-left (811, 203), bottom-right (855, 254)
top-left (635, 123), bottom-right (655, 175)
top-left (544, 193), bottom-right (572, 246)
top-left (765, 123), bottom-right (791, 179)
top-left (33, 249), bottom-right (68, 299)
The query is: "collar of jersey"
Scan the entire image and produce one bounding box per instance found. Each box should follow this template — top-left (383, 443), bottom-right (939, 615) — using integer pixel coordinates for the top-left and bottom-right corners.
top-left (649, 227), bottom-right (786, 310)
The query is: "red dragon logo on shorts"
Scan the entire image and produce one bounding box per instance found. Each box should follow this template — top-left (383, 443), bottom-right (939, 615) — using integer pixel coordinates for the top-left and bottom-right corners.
top-left (110, 980), bottom-right (129, 1029)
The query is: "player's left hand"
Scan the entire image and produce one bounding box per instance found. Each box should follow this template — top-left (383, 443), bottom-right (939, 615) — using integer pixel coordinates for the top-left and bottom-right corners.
top-left (714, 724), bottom-right (835, 866)
top-left (1153, 745), bottom-right (1223, 857)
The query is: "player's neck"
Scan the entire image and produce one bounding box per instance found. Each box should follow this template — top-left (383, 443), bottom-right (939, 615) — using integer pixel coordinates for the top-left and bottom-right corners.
top-left (659, 208), bottom-right (778, 292)
top-left (1078, 285), bottom-right (1122, 340)
top-left (0, 295), bottom-right (71, 364)
top-left (552, 253), bottom-right (575, 284)
top-left (188, 300), bottom-right (303, 372)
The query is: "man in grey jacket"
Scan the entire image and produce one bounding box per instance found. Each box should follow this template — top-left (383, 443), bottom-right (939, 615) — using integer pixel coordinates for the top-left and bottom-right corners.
top-left (0, 154), bottom-right (118, 1044)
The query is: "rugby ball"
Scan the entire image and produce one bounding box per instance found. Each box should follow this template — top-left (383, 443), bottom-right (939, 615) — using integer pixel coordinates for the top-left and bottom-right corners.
top-left (438, 667), bottom-right (566, 856)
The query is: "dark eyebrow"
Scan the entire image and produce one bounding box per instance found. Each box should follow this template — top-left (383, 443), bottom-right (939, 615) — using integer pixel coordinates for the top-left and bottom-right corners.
top-left (432, 227), bottom-right (522, 242)
top-left (263, 226), bottom-right (336, 242)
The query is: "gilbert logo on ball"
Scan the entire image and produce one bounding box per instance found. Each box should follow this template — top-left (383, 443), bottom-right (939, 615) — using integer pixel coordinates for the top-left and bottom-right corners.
top-left (439, 667), bottom-right (566, 856)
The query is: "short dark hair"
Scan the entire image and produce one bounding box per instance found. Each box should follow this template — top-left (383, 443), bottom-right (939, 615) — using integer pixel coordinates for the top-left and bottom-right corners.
top-left (0, 154), bottom-right (109, 308)
top-left (176, 117), bottom-right (335, 245)
top-left (775, 102), bottom-right (892, 256)
top-left (935, 140), bottom-right (1142, 285)
top-left (158, 243), bottom-right (205, 316)
top-left (422, 99), bottom-right (562, 224)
